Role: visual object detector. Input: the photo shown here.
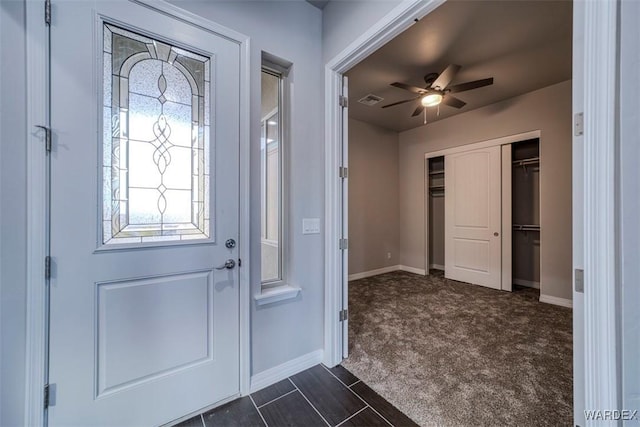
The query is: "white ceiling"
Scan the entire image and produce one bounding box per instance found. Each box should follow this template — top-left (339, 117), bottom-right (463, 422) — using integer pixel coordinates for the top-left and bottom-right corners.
top-left (346, 0), bottom-right (572, 132)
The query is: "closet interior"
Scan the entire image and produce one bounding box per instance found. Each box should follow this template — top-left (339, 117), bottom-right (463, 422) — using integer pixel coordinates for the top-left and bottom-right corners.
top-left (428, 156), bottom-right (445, 272)
top-left (511, 138), bottom-right (540, 292)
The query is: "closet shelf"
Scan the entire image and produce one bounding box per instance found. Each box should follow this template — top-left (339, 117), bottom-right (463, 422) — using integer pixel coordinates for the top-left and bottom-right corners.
top-left (512, 157), bottom-right (540, 167)
top-left (513, 224), bottom-right (540, 232)
top-left (429, 170), bottom-right (445, 176)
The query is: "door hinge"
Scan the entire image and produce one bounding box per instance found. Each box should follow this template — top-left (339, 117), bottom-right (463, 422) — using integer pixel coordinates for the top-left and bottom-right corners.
top-left (575, 268), bottom-right (584, 293)
top-left (44, 383), bottom-right (55, 408)
top-left (35, 125), bottom-right (52, 152)
top-left (44, 256), bottom-right (51, 280)
top-left (238, 258), bottom-right (242, 267)
top-left (339, 238), bottom-right (348, 250)
top-left (339, 166), bottom-right (348, 179)
top-left (339, 95), bottom-right (349, 108)
top-left (574, 112), bottom-right (584, 136)
top-left (339, 309), bottom-right (349, 322)
top-left (44, 0), bottom-right (51, 25)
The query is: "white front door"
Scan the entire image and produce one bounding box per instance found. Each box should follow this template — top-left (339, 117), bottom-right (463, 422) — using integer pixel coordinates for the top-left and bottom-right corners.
top-left (444, 146), bottom-right (502, 289)
top-left (48, 2), bottom-right (241, 425)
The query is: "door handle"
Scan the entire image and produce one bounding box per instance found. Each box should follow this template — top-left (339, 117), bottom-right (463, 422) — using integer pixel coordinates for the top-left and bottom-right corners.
top-left (216, 259), bottom-right (236, 270)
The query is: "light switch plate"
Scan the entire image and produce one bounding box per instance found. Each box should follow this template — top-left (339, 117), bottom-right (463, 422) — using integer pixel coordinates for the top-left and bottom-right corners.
top-left (302, 218), bottom-right (320, 234)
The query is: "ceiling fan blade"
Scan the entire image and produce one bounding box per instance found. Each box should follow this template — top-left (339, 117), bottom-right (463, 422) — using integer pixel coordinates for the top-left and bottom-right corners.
top-left (381, 96), bottom-right (420, 108)
top-left (447, 78), bottom-right (494, 94)
top-left (391, 82), bottom-right (427, 94)
top-left (412, 105), bottom-right (424, 117)
top-left (442, 94), bottom-right (466, 109)
top-left (431, 64), bottom-right (461, 90)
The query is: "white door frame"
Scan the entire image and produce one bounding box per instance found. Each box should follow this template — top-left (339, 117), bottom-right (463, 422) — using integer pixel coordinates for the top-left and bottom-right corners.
top-left (324, 2), bottom-right (621, 427)
top-left (581, 0), bottom-right (619, 423)
top-left (323, 0), bottom-right (446, 368)
top-left (24, 1), bottom-right (251, 424)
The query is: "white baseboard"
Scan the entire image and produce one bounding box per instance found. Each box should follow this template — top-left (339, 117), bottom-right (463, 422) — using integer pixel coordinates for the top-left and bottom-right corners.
top-left (399, 265), bottom-right (426, 275)
top-left (539, 294), bottom-right (573, 308)
top-left (429, 264), bottom-right (444, 271)
top-left (249, 349), bottom-right (324, 393)
top-left (513, 278), bottom-right (540, 289)
top-left (348, 265), bottom-right (399, 281)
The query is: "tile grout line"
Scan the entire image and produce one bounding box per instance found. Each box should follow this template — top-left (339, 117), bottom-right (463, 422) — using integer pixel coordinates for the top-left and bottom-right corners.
top-left (248, 394), bottom-right (270, 427)
top-left (348, 379), bottom-right (361, 388)
top-left (334, 406), bottom-right (368, 427)
top-left (320, 365), bottom-right (394, 427)
top-left (256, 388), bottom-right (298, 409)
top-left (287, 377), bottom-right (332, 427)
top-left (199, 413), bottom-right (205, 427)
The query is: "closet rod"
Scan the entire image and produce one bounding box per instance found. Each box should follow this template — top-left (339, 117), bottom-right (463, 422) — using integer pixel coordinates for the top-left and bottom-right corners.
top-left (512, 224), bottom-right (540, 231)
top-left (512, 157), bottom-right (540, 167)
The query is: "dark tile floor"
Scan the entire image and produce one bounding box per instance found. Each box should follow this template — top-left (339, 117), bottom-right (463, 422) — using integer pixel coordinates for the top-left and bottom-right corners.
top-left (175, 364), bottom-right (418, 427)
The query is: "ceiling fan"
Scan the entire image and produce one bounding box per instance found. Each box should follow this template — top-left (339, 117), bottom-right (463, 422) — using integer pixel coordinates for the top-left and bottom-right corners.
top-left (381, 64), bottom-right (494, 117)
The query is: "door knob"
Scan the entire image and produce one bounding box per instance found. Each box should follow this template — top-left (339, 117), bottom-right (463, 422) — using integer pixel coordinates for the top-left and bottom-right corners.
top-left (494, 232), bottom-right (499, 237)
top-left (216, 259), bottom-right (236, 270)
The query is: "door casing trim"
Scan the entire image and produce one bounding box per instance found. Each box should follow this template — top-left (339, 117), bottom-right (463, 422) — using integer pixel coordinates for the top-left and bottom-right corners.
top-left (323, 0), bottom-right (446, 368)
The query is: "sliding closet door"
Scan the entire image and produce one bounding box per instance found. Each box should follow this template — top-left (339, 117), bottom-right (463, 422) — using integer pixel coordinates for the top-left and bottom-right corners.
top-left (445, 146), bottom-right (501, 289)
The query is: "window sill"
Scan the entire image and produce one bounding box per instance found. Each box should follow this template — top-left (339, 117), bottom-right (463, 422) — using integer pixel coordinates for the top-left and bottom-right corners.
top-left (254, 284), bottom-right (301, 306)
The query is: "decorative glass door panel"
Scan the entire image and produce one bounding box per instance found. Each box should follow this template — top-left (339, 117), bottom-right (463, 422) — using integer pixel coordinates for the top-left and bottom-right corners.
top-left (102, 24), bottom-right (211, 245)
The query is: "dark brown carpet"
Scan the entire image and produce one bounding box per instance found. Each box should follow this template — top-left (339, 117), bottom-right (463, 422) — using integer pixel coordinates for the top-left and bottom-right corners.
top-left (342, 270), bottom-right (573, 427)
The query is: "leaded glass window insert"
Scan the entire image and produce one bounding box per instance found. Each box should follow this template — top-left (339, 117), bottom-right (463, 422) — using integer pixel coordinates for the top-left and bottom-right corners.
top-left (102, 24), bottom-right (211, 245)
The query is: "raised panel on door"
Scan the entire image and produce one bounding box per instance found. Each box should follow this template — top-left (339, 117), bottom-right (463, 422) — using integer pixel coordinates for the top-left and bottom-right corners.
top-left (445, 146), bottom-right (501, 289)
top-left (48, 2), bottom-right (241, 425)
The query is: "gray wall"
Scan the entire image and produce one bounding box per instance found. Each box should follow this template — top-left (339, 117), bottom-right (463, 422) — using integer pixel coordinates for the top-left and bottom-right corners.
top-left (0, 1), bottom-right (28, 426)
top-left (322, 0), bottom-right (401, 62)
top-left (348, 119), bottom-right (399, 275)
top-left (399, 80), bottom-right (573, 300)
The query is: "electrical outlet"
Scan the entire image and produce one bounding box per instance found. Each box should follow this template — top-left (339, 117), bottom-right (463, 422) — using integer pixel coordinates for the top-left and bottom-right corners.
top-left (387, 252), bottom-right (392, 259)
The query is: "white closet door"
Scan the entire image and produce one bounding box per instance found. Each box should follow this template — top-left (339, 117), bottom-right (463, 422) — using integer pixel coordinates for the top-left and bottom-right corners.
top-left (445, 146), bottom-right (502, 289)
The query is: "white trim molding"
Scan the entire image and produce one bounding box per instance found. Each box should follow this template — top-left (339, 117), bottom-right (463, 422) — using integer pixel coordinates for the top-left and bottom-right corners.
top-left (250, 350), bottom-right (324, 394)
top-left (539, 294), bottom-right (573, 309)
top-left (24, 1), bottom-right (49, 424)
top-left (422, 130), bottom-right (541, 161)
top-left (254, 285), bottom-right (301, 306)
top-left (324, 0), bottom-right (446, 368)
top-left (582, 0), bottom-right (619, 423)
top-left (348, 265), bottom-right (399, 281)
top-left (399, 265), bottom-right (426, 276)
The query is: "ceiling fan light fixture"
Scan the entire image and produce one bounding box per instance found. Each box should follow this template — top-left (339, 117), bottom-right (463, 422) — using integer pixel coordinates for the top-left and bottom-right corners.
top-left (421, 93), bottom-right (442, 107)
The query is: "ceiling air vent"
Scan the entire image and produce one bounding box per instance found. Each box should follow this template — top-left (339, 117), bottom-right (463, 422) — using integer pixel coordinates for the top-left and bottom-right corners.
top-left (357, 94), bottom-right (384, 106)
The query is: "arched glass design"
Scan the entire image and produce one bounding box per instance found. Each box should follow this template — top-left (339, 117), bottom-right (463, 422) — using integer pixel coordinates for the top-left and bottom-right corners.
top-left (102, 24), bottom-right (211, 245)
